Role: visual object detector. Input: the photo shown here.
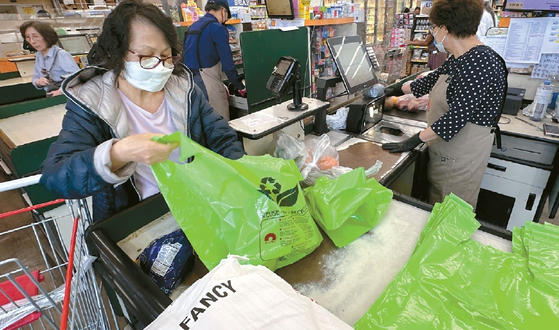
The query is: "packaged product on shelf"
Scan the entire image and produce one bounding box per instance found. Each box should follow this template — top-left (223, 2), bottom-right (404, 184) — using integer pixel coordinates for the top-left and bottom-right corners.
top-left (411, 49), bottom-right (423, 61)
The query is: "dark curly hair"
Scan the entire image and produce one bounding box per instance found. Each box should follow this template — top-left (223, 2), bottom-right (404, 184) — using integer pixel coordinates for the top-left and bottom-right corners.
top-left (19, 21), bottom-right (59, 48)
top-left (91, 0), bottom-right (184, 82)
top-left (430, 0), bottom-right (483, 38)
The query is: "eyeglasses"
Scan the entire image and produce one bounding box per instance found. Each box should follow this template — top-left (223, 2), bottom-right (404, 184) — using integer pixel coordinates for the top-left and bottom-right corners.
top-left (128, 50), bottom-right (180, 69)
top-left (429, 25), bottom-right (438, 35)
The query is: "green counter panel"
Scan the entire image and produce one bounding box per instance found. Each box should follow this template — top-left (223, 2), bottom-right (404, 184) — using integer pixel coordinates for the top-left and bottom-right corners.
top-left (240, 27), bottom-right (311, 113)
top-left (0, 71), bottom-right (21, 81)
top-left (0, 95), bottom-right (66, 120)
top-left (0, 82), bottom-right (46, 106)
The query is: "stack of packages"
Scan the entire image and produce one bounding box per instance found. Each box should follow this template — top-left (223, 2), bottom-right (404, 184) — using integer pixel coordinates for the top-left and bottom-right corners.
top-left (355, 194), bottom-right (559, 329)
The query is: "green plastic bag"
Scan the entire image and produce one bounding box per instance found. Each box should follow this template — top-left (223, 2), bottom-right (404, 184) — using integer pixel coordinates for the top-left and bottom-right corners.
top-left (354, 194), bottom-right (559, 329)
top-left (151, 132), bottom-right (323, 271)
top-left (303, 168), bottom-right (392, 247)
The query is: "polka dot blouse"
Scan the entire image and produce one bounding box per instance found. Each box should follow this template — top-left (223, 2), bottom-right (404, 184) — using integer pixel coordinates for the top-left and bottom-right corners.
top-left (410, 45), bottom-right (507, 142)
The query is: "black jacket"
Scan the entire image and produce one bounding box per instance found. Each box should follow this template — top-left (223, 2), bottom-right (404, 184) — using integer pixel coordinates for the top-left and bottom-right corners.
top-left (40, 66), bottom-right (245, 221)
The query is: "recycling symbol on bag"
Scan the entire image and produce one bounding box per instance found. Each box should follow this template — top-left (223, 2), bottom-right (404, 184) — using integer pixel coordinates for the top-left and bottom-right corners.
top-left (258, 177), bottom-right (299, 207)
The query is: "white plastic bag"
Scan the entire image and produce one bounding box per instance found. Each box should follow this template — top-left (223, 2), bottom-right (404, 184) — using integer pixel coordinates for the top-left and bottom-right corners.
top-left (273, 131), bottom-right (307, 170)
top-left (145, 256), bottom-right (353, 330)
top-left (301, 134), bottom-right (355, 186)
top-left (273, 133), bottom-right (356, 186)
top-left (326, 107), bottom-right (349, 130)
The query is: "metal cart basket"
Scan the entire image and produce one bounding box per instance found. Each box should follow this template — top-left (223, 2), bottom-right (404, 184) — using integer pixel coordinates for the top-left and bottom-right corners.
top-left (0, 175), bottom-right (120, 330)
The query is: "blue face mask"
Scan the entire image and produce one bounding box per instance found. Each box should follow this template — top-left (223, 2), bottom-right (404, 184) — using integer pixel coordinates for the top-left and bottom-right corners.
top-left (432, 27), bottom-right (447, 53)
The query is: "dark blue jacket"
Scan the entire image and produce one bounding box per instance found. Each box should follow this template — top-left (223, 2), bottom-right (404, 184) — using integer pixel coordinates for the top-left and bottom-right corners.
top-left (183, 13), bottom-right (244, 91)
top-left (40, 66), bottom-right (245, 222)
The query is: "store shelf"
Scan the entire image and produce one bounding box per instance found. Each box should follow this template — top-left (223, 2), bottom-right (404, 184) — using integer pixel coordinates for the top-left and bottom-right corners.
top-left (411, 60), bottom-right (428, 63)
top-left (414, 29), bottom-right (429, 32)
top-left (304, 17), bottom-right (354, 26)
top-left (179, 18), bottom-right (241, 27)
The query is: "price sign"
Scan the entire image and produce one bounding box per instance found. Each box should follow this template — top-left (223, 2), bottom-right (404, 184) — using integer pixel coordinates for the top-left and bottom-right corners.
top-left (506, 2), bottom-right (523, 9)
top-left (229, 0), bottom-right (249, 6)
top-left (22, 7), bottom-right (35, 14)
top-left (532, 53), bottom-right (559, 79)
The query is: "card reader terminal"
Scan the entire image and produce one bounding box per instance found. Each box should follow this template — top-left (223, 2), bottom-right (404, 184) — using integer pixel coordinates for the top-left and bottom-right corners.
top-left (266, 56), bottom-right (308, 112)
top-left (266, 56), bottom-right (299, 98)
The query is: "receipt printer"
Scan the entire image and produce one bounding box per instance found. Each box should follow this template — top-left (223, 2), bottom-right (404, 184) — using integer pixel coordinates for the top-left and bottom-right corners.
top-left (502, 87), bottom-right (525, 115)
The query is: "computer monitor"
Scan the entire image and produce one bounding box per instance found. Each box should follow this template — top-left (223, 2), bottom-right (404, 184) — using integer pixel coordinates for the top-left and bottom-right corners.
top-left (326, 35), bottom-right (378, 95)
top-left (265, 0), bottom-right (295, 19)
top-left (58, 34), bottom-right (91, 55)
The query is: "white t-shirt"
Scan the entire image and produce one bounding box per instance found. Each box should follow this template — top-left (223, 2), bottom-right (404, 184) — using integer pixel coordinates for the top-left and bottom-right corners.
top-left (477, 9), bottom-right (497, 39)
top-left (118, 90), bottom-right (180, 199)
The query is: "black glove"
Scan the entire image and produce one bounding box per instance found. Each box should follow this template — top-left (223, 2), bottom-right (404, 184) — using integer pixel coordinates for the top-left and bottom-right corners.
top-left (228, 83), bottom-right (238, 96)
top-left (382, 132), bottom-right (423, 153)
top-left (384, 85), bottom-right (404, 97)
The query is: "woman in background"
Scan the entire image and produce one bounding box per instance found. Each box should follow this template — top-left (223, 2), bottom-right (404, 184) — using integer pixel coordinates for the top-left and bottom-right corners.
top-left (405, 32), bottom-right (448, 70)
top-left (477, 0), bottom-right (498, 38)
top-left (383, 0), bottom-right (507, 209)
top-left (40, 0), bottom-right (245, 222)
top-left (20, 21), bottom-right (79, 97)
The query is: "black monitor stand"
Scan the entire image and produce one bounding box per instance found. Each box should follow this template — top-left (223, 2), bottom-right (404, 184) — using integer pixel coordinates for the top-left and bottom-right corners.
top-left (287, 72), bottom-right (308, 111)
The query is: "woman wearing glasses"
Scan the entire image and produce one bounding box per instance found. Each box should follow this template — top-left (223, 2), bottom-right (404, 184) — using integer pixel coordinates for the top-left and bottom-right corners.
top-left (19, 21), bottom-right (79, 97)
top-left (40, 0), bottom-right (245, 222)
top-left (382, 0), bottom-right (507, 209)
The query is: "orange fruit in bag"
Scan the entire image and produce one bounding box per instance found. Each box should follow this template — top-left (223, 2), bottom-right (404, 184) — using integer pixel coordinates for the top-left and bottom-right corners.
top-left (317, 156), bottom-right (339, 170)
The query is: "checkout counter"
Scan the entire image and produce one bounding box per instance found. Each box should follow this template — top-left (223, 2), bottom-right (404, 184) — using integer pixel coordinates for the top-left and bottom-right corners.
top-left (80, 35), bottom-right (520, 328)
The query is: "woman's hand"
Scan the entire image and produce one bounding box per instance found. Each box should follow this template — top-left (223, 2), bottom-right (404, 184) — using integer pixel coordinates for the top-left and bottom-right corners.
top-left (110, 133), bottom-right (179, 172)
top-left (36, 77), bottom-right (50, 87)
top-left (46, 88), bottom-right (63, 97)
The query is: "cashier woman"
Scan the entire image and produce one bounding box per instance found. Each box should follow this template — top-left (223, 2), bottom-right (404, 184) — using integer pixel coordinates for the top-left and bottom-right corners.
top-left (382, 0), bottom-right (507, 208)
top-left (39, 0), bottom-right (245, 222)
top-left (20, 21), bottom-right (79, 97)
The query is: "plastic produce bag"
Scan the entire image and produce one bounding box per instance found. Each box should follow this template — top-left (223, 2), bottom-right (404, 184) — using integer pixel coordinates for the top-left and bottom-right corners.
top-left (303, 168), bottom-right (393, 248)
top-left (384, 94), bottom-right (429, 112)
top-left (151, 132), bottom-right (322, 271)
top-left (145, 256), bottom-right (353, 330)
top-left (301, 134), bottom-right (353, 186)
top-left (273, 131), bottom-right (307, 170)
top-left (354, 194), bottom-right (559, 329)
top-left (273, 133), bottom-right (354, 187)
top-left (136, 229), bottom-right (194, 296)
top-left (326, 107), bottom-right (349, 130)
top-left (302, 134), bottom-right (339, 176)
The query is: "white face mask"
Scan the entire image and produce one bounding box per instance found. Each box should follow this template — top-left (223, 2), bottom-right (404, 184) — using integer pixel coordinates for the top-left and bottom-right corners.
top-left (432, 27), bottom-right (447, 54)
top-left (123, 60), bottom-right (173, 92)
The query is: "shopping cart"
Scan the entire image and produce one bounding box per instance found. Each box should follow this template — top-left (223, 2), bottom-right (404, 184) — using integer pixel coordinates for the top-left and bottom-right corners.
top-left (0, 175), bottom-right (120, 330)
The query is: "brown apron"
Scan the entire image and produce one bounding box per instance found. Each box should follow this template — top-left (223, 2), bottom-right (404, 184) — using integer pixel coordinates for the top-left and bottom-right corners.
top-left (200, 62), bottom-right (230, 121)
top-left (426, 74), bottom-right (493, 208)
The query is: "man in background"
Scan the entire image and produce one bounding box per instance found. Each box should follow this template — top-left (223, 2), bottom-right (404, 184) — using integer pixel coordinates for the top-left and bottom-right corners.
top-left (183, 0), bottom-right (246, 121)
